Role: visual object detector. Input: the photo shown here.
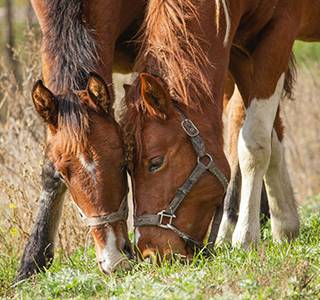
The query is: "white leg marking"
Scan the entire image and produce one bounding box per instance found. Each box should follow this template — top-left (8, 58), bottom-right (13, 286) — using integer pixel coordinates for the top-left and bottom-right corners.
top-left (98, 227), bottom-right (127, 274)
top-left (264, 131), bottom-right (299, 242)
top-left (232, 74), bottom-right (285, 248)
top-left (216, 213), bottom-right (236, 244)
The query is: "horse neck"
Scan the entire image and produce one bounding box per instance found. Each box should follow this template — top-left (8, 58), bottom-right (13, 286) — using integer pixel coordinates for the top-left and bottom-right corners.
top-left (298, 1), bottom-right (320, 41)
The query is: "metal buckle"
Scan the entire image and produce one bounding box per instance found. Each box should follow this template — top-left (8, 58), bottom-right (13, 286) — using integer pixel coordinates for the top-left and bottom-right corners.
top-left (181, 119), bottom-right (200, 137)
top-left (157, 210), bottom-right (176, 228)
top-left (197, 153), bottom-right (213, 169)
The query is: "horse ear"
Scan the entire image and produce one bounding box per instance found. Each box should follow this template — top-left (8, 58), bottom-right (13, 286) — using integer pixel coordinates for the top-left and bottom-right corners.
top-left (139, 73), bottom-right (170, 118)
top-left (87, 73), bottom-right (111, 112)
top-left (32, 80), bottom-right (58, 127)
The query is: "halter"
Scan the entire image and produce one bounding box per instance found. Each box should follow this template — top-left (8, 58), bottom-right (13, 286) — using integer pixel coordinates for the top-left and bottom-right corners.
top-left (134, 106), bottom-right (228, 249)
top-left (73, 193), bottom-right (128, 227)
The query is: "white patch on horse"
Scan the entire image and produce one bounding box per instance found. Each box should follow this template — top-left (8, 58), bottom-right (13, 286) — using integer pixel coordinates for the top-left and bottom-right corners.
top-left (264, 130), bottom-right (299, 242)
top-left (78, 154), bottom-right (96, 182)
top-left (98, 227), bottom-right (127, 274)
top-left (232, 74), bottom-right (285, 248)
top-left (216, 213), bottom-right (236, 244)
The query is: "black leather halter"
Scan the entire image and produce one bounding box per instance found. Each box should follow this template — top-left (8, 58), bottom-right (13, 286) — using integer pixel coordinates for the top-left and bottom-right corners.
top-left (134, 107), bottom-right (228, 249)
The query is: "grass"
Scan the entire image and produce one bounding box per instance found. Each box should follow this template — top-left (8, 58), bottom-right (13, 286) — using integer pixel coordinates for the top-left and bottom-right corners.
top-left (1, 198), bottom-right (320, 299)
top-left (294, 41), bottom-right (320, 65)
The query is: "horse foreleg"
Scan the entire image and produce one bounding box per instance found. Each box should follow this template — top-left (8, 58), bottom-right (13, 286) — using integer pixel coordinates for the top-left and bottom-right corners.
top-left (232, 75), bottom-right (285, 248)
top-left (264, 117), bottom-right (299, 242)
top-left (15, 159), bottom-right (66, 282)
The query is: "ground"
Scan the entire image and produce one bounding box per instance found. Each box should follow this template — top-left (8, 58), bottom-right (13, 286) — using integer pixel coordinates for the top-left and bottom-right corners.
top-left (1, 197), bottom-right (320, 299)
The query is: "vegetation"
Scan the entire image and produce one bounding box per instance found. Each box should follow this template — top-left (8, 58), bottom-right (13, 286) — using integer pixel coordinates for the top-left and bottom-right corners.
top-left (294, 41), bottom-right (320, 65)
top-left (0, 3), bottom-right (319, 299)
top-left (1, 198), bottom-right (320, 299)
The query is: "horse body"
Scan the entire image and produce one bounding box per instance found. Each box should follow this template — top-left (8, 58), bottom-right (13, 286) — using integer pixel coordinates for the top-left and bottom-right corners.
top-left (218, 0), bottom-right (320, 247)
top-left (125, 0), bottom-right (320, 257)
top-left (17, 0), bottom-right (144, 281)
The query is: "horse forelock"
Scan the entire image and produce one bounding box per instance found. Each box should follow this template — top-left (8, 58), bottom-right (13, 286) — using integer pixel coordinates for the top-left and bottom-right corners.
top-left (56, 93), bottom-right (90, 155)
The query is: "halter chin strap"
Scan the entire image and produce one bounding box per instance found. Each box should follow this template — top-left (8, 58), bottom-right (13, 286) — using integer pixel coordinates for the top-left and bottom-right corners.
top-left (134, 108), bottom-right (228, 249)
top-left (73, 194), bottom-right (128, 227)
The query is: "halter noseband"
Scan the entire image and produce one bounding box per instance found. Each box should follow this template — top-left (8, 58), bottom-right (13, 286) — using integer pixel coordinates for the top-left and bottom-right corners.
top-left (73, 193), bottom-right (128, 228)
top-left (134, 106), bottom-right (228, 249)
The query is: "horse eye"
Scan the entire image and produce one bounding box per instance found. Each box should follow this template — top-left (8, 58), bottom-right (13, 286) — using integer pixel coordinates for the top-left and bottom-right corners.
top-left (148, 156), bottom-right (164, 173)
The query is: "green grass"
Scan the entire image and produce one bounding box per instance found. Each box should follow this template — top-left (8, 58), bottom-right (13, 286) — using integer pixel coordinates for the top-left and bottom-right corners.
top-left (294, 41), bottom-right (320, 65)
top-left (1, 198), bottom-right (320, 299)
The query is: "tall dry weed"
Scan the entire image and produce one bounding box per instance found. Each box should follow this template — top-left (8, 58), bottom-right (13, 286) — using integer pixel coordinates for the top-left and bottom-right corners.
top-left (0, 29), bottom-right (88, 257)
top-left (282, 64), bottom-right (320, 201)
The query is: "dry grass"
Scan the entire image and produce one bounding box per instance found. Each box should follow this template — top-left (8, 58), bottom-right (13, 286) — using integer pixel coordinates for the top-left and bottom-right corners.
top-left (282, 64), bottom-right (320, 201)
top-left (0, 30), bottom-right (319, 259)
top-left (0, 29), bottom-right (88, 258)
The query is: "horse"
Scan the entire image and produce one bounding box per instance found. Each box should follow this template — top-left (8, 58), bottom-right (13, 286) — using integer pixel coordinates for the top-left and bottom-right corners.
top-left (122, 0), bottom-right (231, 259)
top-left (122, 0), bottom-right (320, 258)
top-left (16, 0), bottom-right (145, 281)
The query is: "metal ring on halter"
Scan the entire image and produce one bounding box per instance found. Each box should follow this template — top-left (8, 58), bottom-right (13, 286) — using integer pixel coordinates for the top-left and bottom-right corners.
top-left (157, 210), bottom-right (176, 229)
top-left (197, 153), bottom-right (213, 169)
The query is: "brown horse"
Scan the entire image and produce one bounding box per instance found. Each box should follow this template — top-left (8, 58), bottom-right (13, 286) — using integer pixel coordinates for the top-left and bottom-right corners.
top-left (123, 0), bottom-right (320, 257)
top-left (122, 0), bottom-right (231, 259)
top-left (17, 0), bottom-right (145, 280)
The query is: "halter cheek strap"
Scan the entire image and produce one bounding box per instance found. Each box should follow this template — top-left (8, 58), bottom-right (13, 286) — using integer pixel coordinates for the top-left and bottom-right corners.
top-left (134, 109), bottom-right (228, 249)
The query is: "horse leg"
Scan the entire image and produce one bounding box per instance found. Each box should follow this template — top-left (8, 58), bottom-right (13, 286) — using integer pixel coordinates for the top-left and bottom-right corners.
top-left (231, 15), bottom-right (300, 248)
top-left (217, 84), bottom-right (243, 243)
top-left (218, 83), bottom-right (270, 243)
top-left (232, 74), bottom-right (285, 247)
top-left (264, 114), bottom-right (299, 242)
top-left (16, 159), bottom-right (66, 282)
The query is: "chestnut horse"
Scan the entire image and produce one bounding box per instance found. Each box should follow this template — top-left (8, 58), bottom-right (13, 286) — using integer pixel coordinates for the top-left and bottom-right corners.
top-left (122, 0), bottom-right (231, 259)
top-left (123, 0), bottom-right (320, 257)
top-left (17, 0), bottom-right (145, 281)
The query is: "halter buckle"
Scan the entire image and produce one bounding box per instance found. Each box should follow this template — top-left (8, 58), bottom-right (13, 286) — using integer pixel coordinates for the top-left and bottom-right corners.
top-left (157, 210), bottom-right (176, 228)
top-left (181, 119), bottom-right (200, 137)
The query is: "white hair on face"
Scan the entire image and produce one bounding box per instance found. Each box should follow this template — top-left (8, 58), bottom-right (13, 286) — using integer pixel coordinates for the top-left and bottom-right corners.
top-left (99, 227), bottom-right (127, 274)
top-left (78, 153), bottom-right (97, 183)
